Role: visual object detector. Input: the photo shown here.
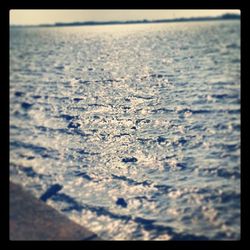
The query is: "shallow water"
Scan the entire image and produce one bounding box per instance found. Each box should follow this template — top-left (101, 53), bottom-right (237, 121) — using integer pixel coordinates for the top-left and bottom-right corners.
top-left (10, 21), bottom-right (240, 240)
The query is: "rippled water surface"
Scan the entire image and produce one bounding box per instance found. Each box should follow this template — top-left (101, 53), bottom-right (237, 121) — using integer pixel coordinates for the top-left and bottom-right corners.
top-left (10, 21), bottom-right (240, 240)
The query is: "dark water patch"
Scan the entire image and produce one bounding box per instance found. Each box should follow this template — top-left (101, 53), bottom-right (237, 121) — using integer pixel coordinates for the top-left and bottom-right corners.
top-left (18, 153), bottom-right (36, 160)
top-left (156, 136), bottom-right (166, 143)
top-left (70, 129), bottom-right (91, 138)
top-left (224, 143), bottom-right (240, 151)
top-left (220, 192), bottom-right (240, 206)
top-left (217, 169), bottom-right (240, 179)
top-left (102, 79), bottom-right (116, 83)
top-left (227, 109), bottom-right (240, 114)
top-left (172, 138), bottom-right (188, 147)
top-left (134, 216), bottom-right (210, 240)
top-left (134, 196), bottom-right (155, 202)
top-left (211, 94), bottom-right (230, 99)
top-left (15, 91), bottom-right (24, 97)
top-left (19, 154), bottom-right (36, 160)
top-left (71, 107), bottom-right (86, 111)
top-left (10, 140), bottom-right (59, 159)
top-left (178, 138), bottom-right (188, 145)
top-left (22, 167), bottom-right (39, 178)
top-left (27, 156), bottom-right (35, 160)
top-left (60, 114), bottom-right (79, 121)
top-left (160, 154), bottom-right (176, 161)
top-left (151, 108), bottom-right (174, 114)
top-left (75, 172), bottom-right (92, 181)
top-left (210, 93), bottom-right (240, 103)
top-left (177, 108), bottom-right (192, 114)
top-left (134, 217), bottom-right (156, 230)
top-left (87, 103), bottom-right (107, 107)
top-left (75, 148), bottom-right (100, 156)
top-left (233, 124), bottom-right (240, 131)
top-left (164, 162), bottom-right (187, 171)
top-left (137, 138), bottom-right (151, 144)
top-left (211, 81), bottom-right (236, 86)
top-left (132, 95), bottom-right (155, 100)
top-left (32, 95), bottom-right (41, 99)
top-left (113, 133), bottom-right (130, 138)
top-left (54, 65), bottom-right (64, 70)
top-left (53, 193), bottom-right (131, 220)
top-left (36, 125), bottom-right (50, 132)
top-left (214, 123), bottom-right (228, 130)
top-left (176, 162), bottom-right (188, 170)
top-left (154, 185), bottom-right (172, 193)
top-left (73, 98), bottom-right (83, 102)
top-left (226, 43), bottom-right (240, 49)
top-left (190, 123), bottom-right (206, 131)
top-left (51, 96), bottom-right (69, 101)
top-left (116, 198), bottom-right (128, 208)
top-left (171, 233), bottom-right (209, 241)
top-left (215, 143), bottom-right (240, 152)
top-left (135, 118), bottom-right (151, 125)
top-left (122, 157), bottom-right (138, 163)
top-left (13, 110), bottom-right (29, 118)
top-left (231, 59), bottom-right (240, 64)
top-left (132, 217), bottom-right (209, 241)
top-left (35, 125), bottom-right (88, 140)
top-left (150, 73), bottom-right (167, 78)
top-left (190, 109), bottom-right (234, 115)
top-left (40, 184), bottom-right (63, 202)
top-left (11, 163), bottom-right (44, 178)
top-left (52, 193), bottom-right (83, 212)
top-left (60, 114), bottom-right (78, 121)
top-left (79, 80), bottom-right (91, 84)
top-left (112, 174), bottom-right (151, 187)
top-left (68, 121), bottom-right (81, 129)
top-left (174, 82), bottom-right (189, 86)
top-left (21, 102), bottom-right (33, 110)
top-left (11, 141), bottom-right (49, 154)
top-left (123, 106), bottom-right (131, 110)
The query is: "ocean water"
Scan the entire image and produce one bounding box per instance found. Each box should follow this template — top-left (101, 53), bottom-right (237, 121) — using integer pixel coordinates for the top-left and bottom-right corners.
top-left (10, 21), bottom-right (240, 240)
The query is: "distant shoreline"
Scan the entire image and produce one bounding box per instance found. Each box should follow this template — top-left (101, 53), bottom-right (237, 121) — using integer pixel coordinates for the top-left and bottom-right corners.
top-left (10, 13), bottom-right (240, 28)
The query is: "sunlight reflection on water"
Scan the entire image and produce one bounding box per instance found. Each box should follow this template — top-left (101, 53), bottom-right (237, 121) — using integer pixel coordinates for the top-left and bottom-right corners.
top-left (10, 20), bottom-right (240, 240)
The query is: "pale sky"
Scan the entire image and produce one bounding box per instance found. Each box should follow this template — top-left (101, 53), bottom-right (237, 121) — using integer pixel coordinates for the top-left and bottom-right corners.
top-left (10, 10), bottom-right (240, 25)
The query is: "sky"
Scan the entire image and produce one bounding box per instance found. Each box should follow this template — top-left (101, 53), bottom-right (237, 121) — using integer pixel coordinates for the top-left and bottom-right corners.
top-left (10, 10), bottom-right (240, 25)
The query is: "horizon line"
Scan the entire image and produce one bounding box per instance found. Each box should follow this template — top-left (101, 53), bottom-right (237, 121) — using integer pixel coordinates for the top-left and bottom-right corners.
top-left (10, 13), bottom-right (240, 28)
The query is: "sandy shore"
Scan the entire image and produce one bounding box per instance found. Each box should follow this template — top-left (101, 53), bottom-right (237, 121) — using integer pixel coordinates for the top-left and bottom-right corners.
top-left (9, 182), bottom-right (102, 240)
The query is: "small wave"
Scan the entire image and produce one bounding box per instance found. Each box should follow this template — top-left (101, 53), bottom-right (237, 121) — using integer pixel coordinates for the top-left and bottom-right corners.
top-left (10, 140), bottom-right (60, 159)
top-left (112, 174), bottom-right (151, 187)
top-left (60, 114), bottom-right (78, 121)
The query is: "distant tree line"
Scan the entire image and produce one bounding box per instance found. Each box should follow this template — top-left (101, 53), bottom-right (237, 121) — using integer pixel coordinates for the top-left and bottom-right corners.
top-left (11, 13), bottom-right (240, 28)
